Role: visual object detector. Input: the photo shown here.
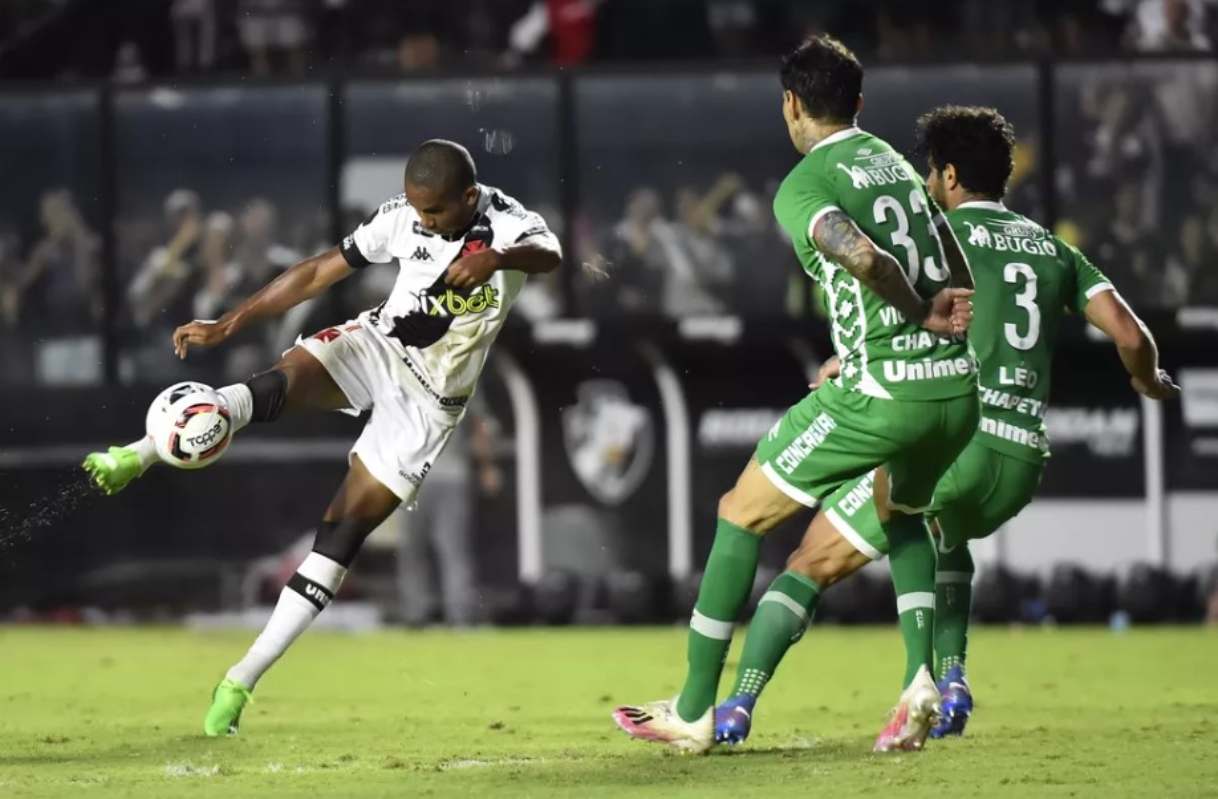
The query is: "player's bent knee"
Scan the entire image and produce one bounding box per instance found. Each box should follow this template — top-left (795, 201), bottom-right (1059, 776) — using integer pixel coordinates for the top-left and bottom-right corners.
top-left (311, 519), bottom-right (375, 568)
top-left (247, 369), bottom-right (288, 423)
top-left (716, 490), bottom-right (738, 521)
top-left (787, 542), bottom-right (867, 588)
top-left (719, 487), bottom-right (801, 535)
top-left (716, 489), bottom-right (766, 533)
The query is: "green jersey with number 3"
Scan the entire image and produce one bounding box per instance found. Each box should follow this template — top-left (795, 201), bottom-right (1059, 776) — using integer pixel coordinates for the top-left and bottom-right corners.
top-left (950, 200), bottom-right (1113, 462)
top-left (773, 127), bottom-right (976, 402)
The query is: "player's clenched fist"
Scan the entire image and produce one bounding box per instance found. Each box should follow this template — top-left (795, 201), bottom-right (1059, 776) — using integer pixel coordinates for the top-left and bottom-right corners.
top-left (172, 319), bottom-right (234, 359)
top-left (444, 248), bottom-right (501, 290)
top-left (922, 287), bottom-right (974, 338)
top-left (1131, 369), bottom-right (1181, 401)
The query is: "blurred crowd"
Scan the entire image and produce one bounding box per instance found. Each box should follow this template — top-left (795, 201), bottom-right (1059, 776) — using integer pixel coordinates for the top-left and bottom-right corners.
top-left (576, 174), bottom-right (803, 319)
top-left (2, 1), bottom-right (1217, 388)
top-left (5, 64), bottom-right (1217, 387)
top-left (114, 191), bottom-right (331, 381)
top-left (2, 1), bottom-right (1217, 80)
top-left (0, 190), bottom-right (101, 336)
top-left (1057, 63), bottom-right (1218, 306)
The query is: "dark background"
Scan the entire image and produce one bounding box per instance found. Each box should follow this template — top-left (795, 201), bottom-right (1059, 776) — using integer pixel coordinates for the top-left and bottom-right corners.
top-left (1, 1), bottom-right (1216, 619)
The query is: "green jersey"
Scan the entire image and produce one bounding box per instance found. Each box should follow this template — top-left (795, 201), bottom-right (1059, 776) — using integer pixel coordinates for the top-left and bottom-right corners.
top-left (950, 201), bottom-right (1113, 462)
top-left (773, 127), bottom-right (976, 402)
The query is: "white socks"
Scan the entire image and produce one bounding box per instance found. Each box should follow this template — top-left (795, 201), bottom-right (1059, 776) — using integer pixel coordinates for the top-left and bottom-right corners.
top-left (124, 436), bottom-right (160, 474)
top-left (124, 384), bottom-right (252, 474)
top-left (226, 552), bottom-right (348, 690)
top-left (217, 383), bottom-right (253, 434)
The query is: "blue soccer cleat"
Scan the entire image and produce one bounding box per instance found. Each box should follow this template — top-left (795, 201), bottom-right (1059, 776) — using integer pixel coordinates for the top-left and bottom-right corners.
top-left (714, 694), bottom-right (756, 745)
top-left (929, 665), bottom-right (973, 739)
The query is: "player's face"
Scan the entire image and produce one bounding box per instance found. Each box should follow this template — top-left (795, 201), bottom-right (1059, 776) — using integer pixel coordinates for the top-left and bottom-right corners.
top-left (781, 90), bottom-right (802, 152)
top-left (925, 161), bottom-right (945, 205)
top-left (926, 162), bottom-right (947, 208)
top-left (405, 183), bottom-right (478, 236)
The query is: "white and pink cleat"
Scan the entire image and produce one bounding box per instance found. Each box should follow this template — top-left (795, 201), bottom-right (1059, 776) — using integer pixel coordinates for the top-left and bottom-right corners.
top-left (873, 665), bottom-right (942, 753)
top-left (612, 698), bottom-right (714, 754)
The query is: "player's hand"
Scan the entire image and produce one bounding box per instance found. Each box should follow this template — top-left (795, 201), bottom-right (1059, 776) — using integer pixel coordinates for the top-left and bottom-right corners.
top-left (1131, 369), bottom-right (1181, 400)
top-left (172, 319), bottom-right (233, 359)
top-left (810, 356), bottom-right (841, 389)
top-left (445, 248), bottom-right (501, 290)
top-left (921, 288), bottom-right (974, 338)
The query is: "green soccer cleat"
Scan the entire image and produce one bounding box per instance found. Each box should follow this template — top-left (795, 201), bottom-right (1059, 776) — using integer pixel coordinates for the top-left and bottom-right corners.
top-left (203, 678), bottom-right (253, 737)
top-left (81, 446), bottom-right (144, 495)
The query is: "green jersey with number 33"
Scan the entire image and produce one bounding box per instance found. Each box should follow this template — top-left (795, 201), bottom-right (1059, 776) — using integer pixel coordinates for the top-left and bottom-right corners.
top-left (950, 200), bottom-right (1113, 462)
top-left (773, 127), bottom-right (977, 402)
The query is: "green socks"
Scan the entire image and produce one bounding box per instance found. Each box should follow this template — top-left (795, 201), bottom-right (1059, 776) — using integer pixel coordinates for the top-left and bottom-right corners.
top-left (884, 513), bottom-right (936, 688)
top-left (729, 570), bottom-right (821, 698)
top-left (934, 543), bottom-right (974, 679)
top-left (675, 519), bottom-right (762, 722)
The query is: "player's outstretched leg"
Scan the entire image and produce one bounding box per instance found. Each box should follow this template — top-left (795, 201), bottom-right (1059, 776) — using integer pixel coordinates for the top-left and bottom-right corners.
top-left (612, 518), bottom-right (761, 755)
top-left (714, 505), bottom-right (872, 745)
top-left (204, 454), bottom-right (399, 736)
top-left (84, 347), bottom-right (345, 495)
top-left (613, 459), bottom-right (802, 754)
top-left (81, 375), bottom-right (267, 494)
top-left (82, 440), bottom-right (157, 495)
top-left (713, 569), bottom-right (820, 746)
top-left (930, 541), bottom-right (975, 738)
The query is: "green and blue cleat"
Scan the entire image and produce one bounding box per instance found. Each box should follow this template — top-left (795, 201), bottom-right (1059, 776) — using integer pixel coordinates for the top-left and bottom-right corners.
top-left (81, 446), bottom-right (143, 495)
top-left (203, 678), bottom-right (253, 737)
top-left (713, 695), bottom-right (756, 745)
top-left (929, 665), bottom-right (973, 738)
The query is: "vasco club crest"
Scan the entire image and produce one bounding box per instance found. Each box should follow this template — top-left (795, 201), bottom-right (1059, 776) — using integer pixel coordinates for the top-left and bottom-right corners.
top-left (562, 380), bottom-right (655, 506)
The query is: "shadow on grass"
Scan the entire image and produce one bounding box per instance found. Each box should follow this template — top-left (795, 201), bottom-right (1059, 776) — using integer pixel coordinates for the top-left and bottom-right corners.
top-left (0, 734), bottom-right (253, 769)
top-left (713, 736), bottom-right (864, 759)
top-left (527, 735), bottom-right (881, 789)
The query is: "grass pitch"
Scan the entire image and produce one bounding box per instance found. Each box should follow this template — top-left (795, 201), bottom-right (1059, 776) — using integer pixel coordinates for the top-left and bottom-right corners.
top-left (1, 625), bottom-right (1215, 798)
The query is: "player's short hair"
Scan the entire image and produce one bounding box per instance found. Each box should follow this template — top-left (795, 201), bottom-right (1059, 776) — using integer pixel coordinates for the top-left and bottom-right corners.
top-left (916, 105), bottom-right (1016, 200)
top-left (404, 139), bottom-right (477, 196)
top-left (780, 35), bottom-right (862, 124)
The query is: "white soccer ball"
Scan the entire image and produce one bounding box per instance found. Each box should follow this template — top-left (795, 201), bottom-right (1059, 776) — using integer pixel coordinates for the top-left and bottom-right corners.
top-left (145, 381), bottom-right (233, 470)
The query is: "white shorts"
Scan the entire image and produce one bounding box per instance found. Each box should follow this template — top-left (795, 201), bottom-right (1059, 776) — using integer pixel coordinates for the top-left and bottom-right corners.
top-left (298, 321), bottom-right (459, 503)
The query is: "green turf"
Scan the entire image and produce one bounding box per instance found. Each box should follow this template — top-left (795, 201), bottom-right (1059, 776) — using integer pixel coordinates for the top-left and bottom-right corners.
top-left (1, 625), bottom-right (1215, 798)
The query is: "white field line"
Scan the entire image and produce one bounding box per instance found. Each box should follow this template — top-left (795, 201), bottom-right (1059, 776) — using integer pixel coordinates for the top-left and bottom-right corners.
top-left (437, 757), bottom-right (546, 771)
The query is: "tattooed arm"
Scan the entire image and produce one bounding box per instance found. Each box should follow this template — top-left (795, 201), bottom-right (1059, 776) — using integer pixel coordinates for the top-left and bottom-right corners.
top-left (811, 210), bottom-right (974, 337)
top-left (811, 210), bottom-right (930, 323)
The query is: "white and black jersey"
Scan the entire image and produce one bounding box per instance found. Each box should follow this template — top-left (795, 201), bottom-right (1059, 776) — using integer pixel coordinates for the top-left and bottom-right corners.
top-left (338, 184), bottom-right (558, 415)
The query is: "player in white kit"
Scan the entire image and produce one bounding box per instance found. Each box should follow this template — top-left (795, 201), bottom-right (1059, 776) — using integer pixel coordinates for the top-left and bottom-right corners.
top-left (81, 140), bottom-right (561, 735)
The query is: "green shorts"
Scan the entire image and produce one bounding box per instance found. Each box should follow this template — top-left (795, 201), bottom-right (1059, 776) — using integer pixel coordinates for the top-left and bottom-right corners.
top-left (821, 437), bottom-right (1045, 559)
top-left (755, 381), bottom-right (979, 514)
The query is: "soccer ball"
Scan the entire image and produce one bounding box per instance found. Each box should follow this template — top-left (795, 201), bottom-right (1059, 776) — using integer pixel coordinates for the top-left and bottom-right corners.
top-left (145, 382), bottom-right (233, 470)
